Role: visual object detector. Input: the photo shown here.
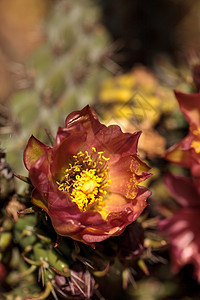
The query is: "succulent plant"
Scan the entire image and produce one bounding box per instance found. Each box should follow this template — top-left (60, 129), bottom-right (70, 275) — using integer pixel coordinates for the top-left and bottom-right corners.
top-left (1, 0), bottom-right (113, 188)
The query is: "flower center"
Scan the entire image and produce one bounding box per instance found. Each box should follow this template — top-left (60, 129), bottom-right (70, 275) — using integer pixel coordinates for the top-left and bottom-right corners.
top-left (56, 148), bottom-right (111, 212)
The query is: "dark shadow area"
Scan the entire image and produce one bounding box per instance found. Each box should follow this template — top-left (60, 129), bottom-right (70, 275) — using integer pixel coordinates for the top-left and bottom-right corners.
top-left (97, 0), bottom-right (194, 70)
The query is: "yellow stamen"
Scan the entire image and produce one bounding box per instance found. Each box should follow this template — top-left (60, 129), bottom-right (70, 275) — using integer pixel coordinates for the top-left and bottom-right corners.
top-left (193, 128), bottom-right (200, 136)
top-left (56, 148), bottom-right (111, 212)
top-left (191, 140), bottom-right (200, 153)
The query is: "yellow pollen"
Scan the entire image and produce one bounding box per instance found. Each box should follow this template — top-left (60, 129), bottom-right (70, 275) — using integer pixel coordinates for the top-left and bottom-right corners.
top-left (82, 179), bottom-right (97, 194)
top-left (191, 140), bottom-right (200, 153)
top-left (193, 128), bottom-right (200, 136)
top-left (56, 148), bottom-right (111, 212)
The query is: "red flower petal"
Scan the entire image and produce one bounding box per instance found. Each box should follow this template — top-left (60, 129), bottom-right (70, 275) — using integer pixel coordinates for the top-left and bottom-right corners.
top-left (160, 172), bottom-right (200, 282)
top-left (23, 105), bottom-right (151, 245)
top-left (165, 140), bottom-right (192, 167)
top-left (175, 90), bottom-right (200, 128)
top-left (65, 105), bottom-right (102, 132)
top-left (109, 155), bottom-right (151, 199)
top-left (65, 105), bottom-right (141, 157)
top-left (50, 129), bottom-right (87, 180)
top-left (81, 227), bottom-right (124, 243)
top-left (159, 208), bottom-right (200, 282)
top-left (93, 125), bottom-right (141, 156)
top-left (31, 189), bottom-right (48, 212)
top-left (164, 172), bottom-right (200, 207)
top-left (101, 187), bottom-right (149, 221)
top-left (23, 135), bottom-right (50, 170)
top-left (29, 152), bottom-right (51, 194)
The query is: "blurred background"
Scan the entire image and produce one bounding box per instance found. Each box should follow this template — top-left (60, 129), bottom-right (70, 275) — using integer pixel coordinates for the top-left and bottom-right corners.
top-left (1, 0), bottom-right (199, 176)
top-left (1, 0), bottom-right (200, 299)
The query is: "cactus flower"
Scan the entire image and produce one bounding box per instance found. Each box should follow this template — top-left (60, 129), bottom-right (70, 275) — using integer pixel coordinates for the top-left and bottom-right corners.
top-left (159, 172), bottom-right (200, 282)
top-left (23, 106), bottom-right (151, 245)
top-left (165, 91), bottom-right (200, 192)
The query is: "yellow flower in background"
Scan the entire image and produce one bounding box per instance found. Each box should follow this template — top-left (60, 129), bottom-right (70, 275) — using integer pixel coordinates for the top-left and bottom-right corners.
top-left (99, 66), bottom-right (177, 127)
top-left (98, 66), bottom-right (178, 160)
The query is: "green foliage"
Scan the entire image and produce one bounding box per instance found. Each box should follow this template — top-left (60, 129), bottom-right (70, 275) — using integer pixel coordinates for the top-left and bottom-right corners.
top-left (1, 0), bottom-right (112, 187)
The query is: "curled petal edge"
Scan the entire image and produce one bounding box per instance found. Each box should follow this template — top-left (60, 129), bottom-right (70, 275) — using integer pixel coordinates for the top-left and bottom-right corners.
top-left (23, 135), bottom-right (50, 171)
top-left (31, 189), bottom-right (48, 213)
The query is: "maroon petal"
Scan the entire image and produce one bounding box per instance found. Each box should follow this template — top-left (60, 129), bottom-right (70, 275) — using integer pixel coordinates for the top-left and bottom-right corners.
top-left (82, 230), bottom-right (122, 243)
top-left (164, 172), bottom-right (200, 207)
top-left (159, 208), bottom-right (200, 282)
top-left (165, 139), bottom-right (192, 167)
top-left (50, 129), bottom-right (87, 179)
top-left (47, 191), bottom-right (84, 236)
top-left (174, 90), bottom-right (200, 127)
top-left (24, 105), bottom-right (151, 245)
top-left (65, 105), bottom-right (103, 132)
top-left (31, 189), bottom-right (48, 212)
top-left (66, 105), bottom-right (141, 157)
top-left (50, 216), bottom-right (85, 236)
top-left (109, 155), bottom-right (151, 199)
top-left (89, 125), bottom-right (141, 157)
top-left (23, 135), bottom-right (50, 170)
top-left (29, 152), bottom-right (51, 194)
